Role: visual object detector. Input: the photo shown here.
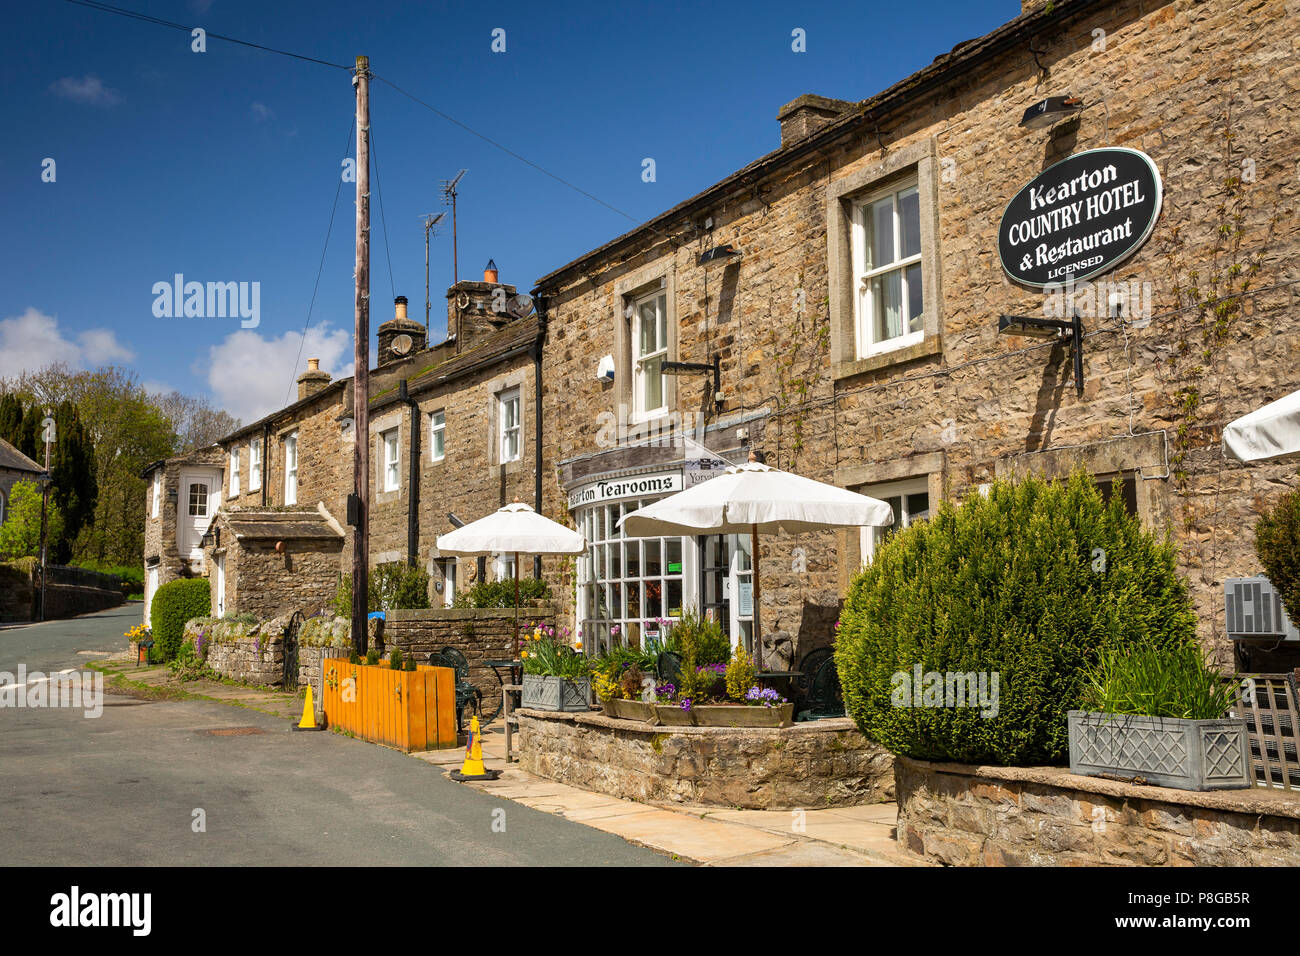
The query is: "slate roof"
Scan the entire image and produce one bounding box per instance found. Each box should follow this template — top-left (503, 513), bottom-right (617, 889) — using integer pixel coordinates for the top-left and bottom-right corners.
top-left (0, 438), bottom-right (43, 475)
top-left (216, 508), bottom-right (344, 541)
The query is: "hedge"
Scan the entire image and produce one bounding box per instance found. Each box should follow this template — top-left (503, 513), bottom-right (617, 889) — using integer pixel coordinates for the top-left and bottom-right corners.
top-left (149, 578), bottom-right (211, 663)
top-left (835, 470), bottom-right (1198, 766)
top-left (1256, 487), bottom-right (1300, 626)
top-left (452, 577), bottom-right (551, 608)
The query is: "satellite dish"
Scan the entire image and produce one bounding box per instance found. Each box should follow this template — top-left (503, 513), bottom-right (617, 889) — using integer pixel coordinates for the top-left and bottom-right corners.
top-left (456, 292), bottom-right (471, 310)
top-left (505, 293), bottom-right (535, 320)
top-left (390, 334), bottom-right (413, 355)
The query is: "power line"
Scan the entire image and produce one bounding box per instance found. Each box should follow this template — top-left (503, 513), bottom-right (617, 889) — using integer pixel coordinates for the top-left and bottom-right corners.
top-left (59, 0), bottom-right (353, 70)
top-left (370, 125), bottom-right (397, 305)
top-left (283, 117), bottom-right (355, 408)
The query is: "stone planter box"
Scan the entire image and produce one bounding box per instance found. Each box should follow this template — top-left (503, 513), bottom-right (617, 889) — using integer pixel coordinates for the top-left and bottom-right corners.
top-left (1067, 710), bottom-right (1252, 791)
top-left (521, 674), bottom-right (591, 712)
top-left (605, 698), bottom-right (660, 724)
top-left (654, 702), bottom-right (794, 728)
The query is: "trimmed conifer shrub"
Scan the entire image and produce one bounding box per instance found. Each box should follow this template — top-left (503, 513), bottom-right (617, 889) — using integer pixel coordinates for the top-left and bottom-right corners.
top-left (149, 578), bottom-right (211, 663)
top-left (835, 470), bottom-right (1198, 765)
top-left (1255, 487), bottom-right (1300, 626)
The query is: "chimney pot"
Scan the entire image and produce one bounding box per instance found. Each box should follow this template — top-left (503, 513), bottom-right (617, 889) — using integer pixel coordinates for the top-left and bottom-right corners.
top-left (484, 259), bottom-right (499, 284)
top-left (307, 358), bottom-right (320, 371)
top-left (394, 296), bottom-right (408, 320)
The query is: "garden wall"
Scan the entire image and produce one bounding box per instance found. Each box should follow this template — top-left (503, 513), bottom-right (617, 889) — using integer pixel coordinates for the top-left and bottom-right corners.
top-left (894, 757), bottom-right (1300, 866)
top-left (384, 604), bottom-right (556, 713)
top-left (517, 710), bottom-right (895, 810)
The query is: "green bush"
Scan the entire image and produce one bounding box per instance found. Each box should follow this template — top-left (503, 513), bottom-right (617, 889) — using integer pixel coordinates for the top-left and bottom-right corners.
top-left (836, 471), bottom-right (1198, 766)
top-left (169, 639), bottom-right (217, 682)
top-left (332, 563), bottom-right (431, 616)
top-left (452, 577), bottom-right (551, 608)
top-left (149, 578), bottom-right (211, 663)
top-left (389, 648), bottom-right (404, 670)
top-left (662, 609), bottom-right (730, 667)
top-left (1256, 487), bottom-right (1300, 626)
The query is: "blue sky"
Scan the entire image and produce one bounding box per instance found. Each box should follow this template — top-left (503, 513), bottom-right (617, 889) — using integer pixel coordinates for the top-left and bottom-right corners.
top-left (1, 0), bottom-right (1018, 422)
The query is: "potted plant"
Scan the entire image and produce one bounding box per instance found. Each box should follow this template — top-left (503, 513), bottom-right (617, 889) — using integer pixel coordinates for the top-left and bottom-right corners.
top-left (520, 624), bottom-right (592, 712)
top-left (1068, 641), bottom-right (1250, 790)
top-left (652, 642), bottom-right (794, 727)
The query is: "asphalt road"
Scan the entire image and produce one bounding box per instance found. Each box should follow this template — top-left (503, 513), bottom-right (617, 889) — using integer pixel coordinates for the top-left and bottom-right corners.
top-left (0, 606), bottom-right (674, 866)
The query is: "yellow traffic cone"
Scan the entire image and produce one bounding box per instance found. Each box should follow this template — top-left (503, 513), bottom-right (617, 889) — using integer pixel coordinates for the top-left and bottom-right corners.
top-left (450, 715), bottom-right (501, 781)
top-left (291, 683), bottom-right (325, 732)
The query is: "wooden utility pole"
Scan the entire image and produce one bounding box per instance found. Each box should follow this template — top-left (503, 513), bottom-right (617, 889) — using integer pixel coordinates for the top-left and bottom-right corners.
top-left (37, 412), bottom-right (54, 623)
top-left (352, 55), bottom-right (371, 655)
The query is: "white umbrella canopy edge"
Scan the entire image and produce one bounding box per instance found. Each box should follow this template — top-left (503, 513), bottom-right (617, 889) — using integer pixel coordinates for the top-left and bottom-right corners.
top-left (1223, 389), bottom-right (1300, 462)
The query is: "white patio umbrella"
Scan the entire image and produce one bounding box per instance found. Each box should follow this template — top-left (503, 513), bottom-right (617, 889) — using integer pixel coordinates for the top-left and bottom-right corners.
top-left (436, 502), bottom-right (586, 652)
top-left (1224, 388), bottom-right (1300, 462)
top-left (619, 458), bottom-right (894, 671)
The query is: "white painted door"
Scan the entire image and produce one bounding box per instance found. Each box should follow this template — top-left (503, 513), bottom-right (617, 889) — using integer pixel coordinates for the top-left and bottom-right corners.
top-left (144, 566), bottom-right (159, 626)
top-left (215, 554), bottom-right (226, 618)
top-left (179, 472), bottom-right (216, 565)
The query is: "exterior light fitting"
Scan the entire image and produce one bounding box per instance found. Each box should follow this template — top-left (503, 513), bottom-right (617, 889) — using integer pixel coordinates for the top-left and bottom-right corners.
top-left (1019, 95), bottom-right (1083, 130)
top-left (998, 314), bottom-right (1084, 397)
top-left (661, 355), bottom-right (723, 409)
top-left (697, 244), bottom-right (741, 268)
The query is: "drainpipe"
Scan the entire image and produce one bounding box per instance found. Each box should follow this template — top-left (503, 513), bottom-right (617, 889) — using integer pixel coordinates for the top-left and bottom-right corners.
top-left (398, 379), bottom-right (420, 566)
top-left (532, 296), bottom-right (547, 579)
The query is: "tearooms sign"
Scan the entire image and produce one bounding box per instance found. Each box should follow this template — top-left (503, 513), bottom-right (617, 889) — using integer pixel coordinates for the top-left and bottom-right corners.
top-left (998, 147), bottom-right (1162, 288)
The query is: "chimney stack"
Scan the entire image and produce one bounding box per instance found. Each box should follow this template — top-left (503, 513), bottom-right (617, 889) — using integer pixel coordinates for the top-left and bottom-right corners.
top-left (776, 94), bottom-right (856, 147)
top-left (296, 357), bottom-right (332, 400)
top-left (377, 294), bottom-right (428, 366)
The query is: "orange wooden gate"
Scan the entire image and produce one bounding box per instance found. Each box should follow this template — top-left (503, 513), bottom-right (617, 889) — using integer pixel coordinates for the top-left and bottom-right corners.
top-left (322, 659), bottom-right (457, 751)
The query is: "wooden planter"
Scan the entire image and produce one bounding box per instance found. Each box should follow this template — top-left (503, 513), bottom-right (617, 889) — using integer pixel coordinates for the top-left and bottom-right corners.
top-left (322, 659), bottom-right (458, 752)
top-left (653, 703), bottom-right (794, 728)
top-left (607, 698), bottom-right (660, 724)
top-left (1068, 710), bottom-right (1252, 791)
top-left (521, 674), bottom-right (591, 712)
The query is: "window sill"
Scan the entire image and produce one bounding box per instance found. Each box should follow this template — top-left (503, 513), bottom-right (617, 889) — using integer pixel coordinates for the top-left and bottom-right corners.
top-left (835, 334), bottom-right (941, 381)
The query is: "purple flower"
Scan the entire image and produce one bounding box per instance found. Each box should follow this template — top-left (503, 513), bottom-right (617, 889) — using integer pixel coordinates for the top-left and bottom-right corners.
top-left (745, 686), bottom-right (786, 708)
top-left (680, 698), bottom-right (692, 711)
top-left (656, 682), bottom-right (676, 699)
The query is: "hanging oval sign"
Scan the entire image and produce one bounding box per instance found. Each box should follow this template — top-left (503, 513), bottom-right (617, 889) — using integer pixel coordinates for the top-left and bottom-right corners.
top-left (998, 146), bottom-right (1162, 288)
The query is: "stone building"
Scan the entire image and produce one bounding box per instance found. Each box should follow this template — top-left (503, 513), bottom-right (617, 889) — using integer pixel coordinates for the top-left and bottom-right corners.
top-left (140, 445), bottom-right (224, 624)
top-left (185, 266), bottom-right (545, 621)
top-left (532, 0), bottom-right (1299, 668)
top-left (0, 437), bottom-right (44, 530)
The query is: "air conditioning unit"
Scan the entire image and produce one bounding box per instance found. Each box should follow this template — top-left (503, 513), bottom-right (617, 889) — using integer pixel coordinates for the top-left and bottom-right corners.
top-left (1224, 576), bottom-right (1299, 641)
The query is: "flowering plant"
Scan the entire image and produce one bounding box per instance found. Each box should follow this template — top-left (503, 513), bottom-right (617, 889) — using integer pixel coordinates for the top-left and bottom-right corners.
top-left (521, 623), bottom-right (589, 679)
top-left (744, 686), bottom-right (787, 708)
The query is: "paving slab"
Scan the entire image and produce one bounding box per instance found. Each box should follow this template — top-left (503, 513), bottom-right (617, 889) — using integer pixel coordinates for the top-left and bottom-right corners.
top-left (714, 841), bottom-right (888, 867)
top-left (588, 808), bottom-right (797, 863)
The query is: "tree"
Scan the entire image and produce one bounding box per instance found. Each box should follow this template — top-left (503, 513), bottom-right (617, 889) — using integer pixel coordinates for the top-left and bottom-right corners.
top-left (16, 403), bottom-right (41, 462)
top-left (1256, 488), bottom-right (1300, 627)
top-left (0, 480), bottom-right (63, 561)
top-left (49, 400), bottom-right (97, 564)
top-left (0, 393), bottom-right (22, 448)
top-left (153, 390), bottom-right (240, 453)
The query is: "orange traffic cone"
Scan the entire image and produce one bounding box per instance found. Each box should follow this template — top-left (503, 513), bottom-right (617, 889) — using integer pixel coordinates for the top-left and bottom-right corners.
top-left (450, 715), bottom-right (501, 781)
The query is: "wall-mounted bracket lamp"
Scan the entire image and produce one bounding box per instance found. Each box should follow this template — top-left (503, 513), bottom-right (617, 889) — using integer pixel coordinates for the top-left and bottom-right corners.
top-left (1019, 95), bottom-right (1084, 130)
top-left (662, 355), bottom-right (723, 409)
top-left (998, 313), bottom-right (1084, 397)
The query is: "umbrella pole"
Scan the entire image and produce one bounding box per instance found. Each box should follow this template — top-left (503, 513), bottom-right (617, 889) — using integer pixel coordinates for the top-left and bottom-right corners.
top-left (514, 551), bottom-right (521, 656)
top-left (752, 523), bottom-right (762, 673)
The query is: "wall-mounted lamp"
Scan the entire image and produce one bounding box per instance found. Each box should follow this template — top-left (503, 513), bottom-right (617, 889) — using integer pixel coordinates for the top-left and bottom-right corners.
top-left (1019, 95), bottom-right (1083, 130)
top-left (998, 313), bottom-right (1084, 397)
top-left (662, 355), bottom-right (723, 409)
top-left (697, 244), bottom-right (741, 268)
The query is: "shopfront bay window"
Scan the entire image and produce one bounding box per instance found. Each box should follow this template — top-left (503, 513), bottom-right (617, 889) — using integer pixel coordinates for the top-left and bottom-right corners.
top-left (577, 497), bottom-right (687, 655)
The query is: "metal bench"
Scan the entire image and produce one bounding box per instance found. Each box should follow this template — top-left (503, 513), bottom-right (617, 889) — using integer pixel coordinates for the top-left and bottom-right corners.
top-left (795, 647), bottom-right (845, 721)
top-left (656, 651), bottom-right (683, 688)
top-left (427, 647), bottom-right (482, 735)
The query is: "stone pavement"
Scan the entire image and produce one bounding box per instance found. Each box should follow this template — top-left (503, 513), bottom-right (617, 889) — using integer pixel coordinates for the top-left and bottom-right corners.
top-left (416, 722), bottom-right (929, 867)
top-left (95, 659), bottom-right (925, 866)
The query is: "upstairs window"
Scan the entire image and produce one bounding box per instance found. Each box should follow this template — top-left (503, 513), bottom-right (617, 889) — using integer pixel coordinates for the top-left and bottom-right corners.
top-left (854, 180), bottom-right (923, 358)
top-left (632, 290), bottom-right (668, 421)
top-left (249, 441), bottom-right (262, 492)
top-left (151, 471), bottom-right (161, 518)
top-left (382, 429), bottom-right (400, 492)
top-left (859, 477), bottom-right (930, 565)
top-left (229, 448), bottom-right (240, 497)
top-left (498, 389), bottom-right (521, 463)
top-left (430, 410), bottom-right (446, 462)
top-left (283, 432), bottom-right (298, 505)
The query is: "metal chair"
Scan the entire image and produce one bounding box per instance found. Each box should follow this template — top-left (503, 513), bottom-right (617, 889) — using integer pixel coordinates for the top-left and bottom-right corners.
top-left (655, 651), bottom-right (683, 688)
top-left (795, 647), bottom-right (844, 721)
top-left (427, 647), bottom-right (482, 734)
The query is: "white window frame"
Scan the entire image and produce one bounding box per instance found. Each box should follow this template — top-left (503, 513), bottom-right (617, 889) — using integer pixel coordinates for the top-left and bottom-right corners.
top-left (631, 289), bottom-right (669, 422)
top-left (229, 448), bottom-right (240, 497)
top-left (441, 557), bottom-right (457, 607)
top-left (151, 471), bottom-right (161, 518)
top-left (430, 410), bottom-right (446, 462)
top-left (381, 428), bottom-right (400, 492)
top-left (498, 388), bottom-right (521, 463)
top-left (248, 440), bottom-right (262, 492)
top-left (852, 178), bottom-right (924, 360)
top-left (494, 552), bottom-right (517, 582)
top-left (283, 432), bottom-right (298, 505)
top-left (859, 477), bottom-right (931, 565)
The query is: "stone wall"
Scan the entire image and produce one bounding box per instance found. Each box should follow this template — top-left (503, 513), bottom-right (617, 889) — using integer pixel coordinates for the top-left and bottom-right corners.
top-left (534, 0), bottom-right (1300, 662)
top-left (383, 604), bottom-right (556, 713)
top-left (223, 536), bottom-right (343, 621)
top-left (517, 711), bottom-right (895, 810)
top-left (0, 561), bottom-right (124, 622)
top-left (894, 756), bottom-right (1300, 866)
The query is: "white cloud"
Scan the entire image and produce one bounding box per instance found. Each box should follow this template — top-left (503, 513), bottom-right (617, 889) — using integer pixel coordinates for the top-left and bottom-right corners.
top-left (0, 308), bottom-right (135, 379)
top-left (250, 101), bottom-right (275, 123)
top-left (203, 322), bottom-right (353, 422)
top-left (49, 74), bottom-right (122, 107)
top-left (188, 0), bottom-right (215, 14)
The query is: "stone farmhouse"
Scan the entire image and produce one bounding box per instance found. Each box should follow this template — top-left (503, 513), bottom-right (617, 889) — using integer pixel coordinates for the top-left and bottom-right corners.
top-left (145, 0), bottom-right (1299, 675)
